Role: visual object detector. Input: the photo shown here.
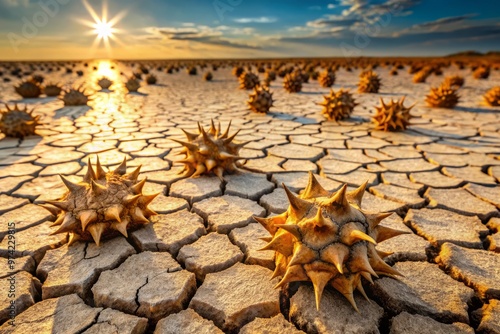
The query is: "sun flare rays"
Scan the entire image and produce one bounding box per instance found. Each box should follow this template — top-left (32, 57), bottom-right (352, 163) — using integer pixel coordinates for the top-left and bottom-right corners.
top-left (77, 0), bottom-right (127, 55)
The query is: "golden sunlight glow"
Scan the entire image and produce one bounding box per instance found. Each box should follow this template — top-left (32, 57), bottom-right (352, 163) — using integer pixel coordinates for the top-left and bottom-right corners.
top-left (77, 0), bottom-right (128, 55)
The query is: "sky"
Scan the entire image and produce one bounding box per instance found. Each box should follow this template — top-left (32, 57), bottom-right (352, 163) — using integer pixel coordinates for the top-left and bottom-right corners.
top-left (0, 0), bottom-right (499, 60)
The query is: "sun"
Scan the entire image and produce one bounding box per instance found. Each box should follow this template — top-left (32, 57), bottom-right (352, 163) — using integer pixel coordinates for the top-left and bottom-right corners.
top-left (77, 0), bottom-right (127, 53)
top-left (94, 20), bottom-right (113, 39)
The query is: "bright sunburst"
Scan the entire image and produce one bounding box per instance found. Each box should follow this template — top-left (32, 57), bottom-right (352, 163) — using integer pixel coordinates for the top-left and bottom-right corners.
top-left (78, 0), bottom-right (127, 53)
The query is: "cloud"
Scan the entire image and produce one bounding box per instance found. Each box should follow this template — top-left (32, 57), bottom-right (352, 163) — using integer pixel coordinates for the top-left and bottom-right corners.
top-left (233, 17), bottom-right (277, 23)
top-left (144, 25), bottom-right (259, 49)
top-left (327, 4), bottom-right (337, 9)
top-left (394, 14), bottom-right (478, 36)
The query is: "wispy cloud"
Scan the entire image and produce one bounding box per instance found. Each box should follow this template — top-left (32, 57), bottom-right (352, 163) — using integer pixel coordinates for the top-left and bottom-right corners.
top-left (393, 14), bottom-right (478, 36)
top-left (327, 4), bottom-right (337, 9)
top-left (233, 17), bottom-right (277, 23)
top-left (144, 25), bottom-right (260, 49)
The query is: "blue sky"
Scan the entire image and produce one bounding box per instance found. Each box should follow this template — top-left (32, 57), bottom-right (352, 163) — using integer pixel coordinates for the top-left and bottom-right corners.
top-left (0, 0), bottom-right (499, 60)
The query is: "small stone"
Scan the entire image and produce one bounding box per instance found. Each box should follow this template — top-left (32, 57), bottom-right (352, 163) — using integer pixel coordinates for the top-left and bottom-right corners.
top-left (290, 285), bottom-right (384, 334)
top-left (425, 188), bottom-right (498, 220)
top-left (37, 237), bottom-right (136, 300)
top-left (268, 143), bottom-right (324, 161)
top-left (83, 308), bottom-right (148, 334)
top-left (260, 188), bottom-right (289, 214)
top-left (0, 294), bottom-right (101, 334)
top-left (380, 158), bottom-right (439, 173)
top-left (475, 299), bottom-right (500, 334)
top-left (409, 171), bottom-right (463, 188)
top-left (149, 195), bottom-right (189, 214)
top-left (370, 184), bottom-right (426, 208)
top-left (390, 312), bottom-right (474, 334)
top-left (240, 314), bottom-right (305, 334)
top-left (372, 262), bottom-right (474, 323)
top-left (229, 223), bottom-right (275, 269)
top-left (189, 263), bottom-right (280, 332)
top-left (437, 243), bottom-right (500, 299)
top-left (170, 177), bottom-right (222, 204)
top-left (154, 309), bottom-right (223, 334)
top-left (130, 210), bottom-right (206, 255)
top-left (224, 172), bottom-right (275, 200)
top-left (177, 233), bottom-right (243, 280)
top-left (0, 271), bottom-right (40, 324)
top-left (192, 195), bottom-right (265, 233)
top-left (405, 208), bottom-right (489, 248)
top-left (92, 251), bottom-right (195, 321)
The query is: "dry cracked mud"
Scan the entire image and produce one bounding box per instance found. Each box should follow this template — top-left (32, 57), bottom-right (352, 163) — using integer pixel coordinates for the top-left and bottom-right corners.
top-left (0, 60), bottom-right (499, 333)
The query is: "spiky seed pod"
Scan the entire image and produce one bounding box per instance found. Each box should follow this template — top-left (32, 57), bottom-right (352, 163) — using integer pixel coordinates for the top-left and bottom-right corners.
top-left (41, 157), bottom-right (158, 246)
top-left (43, 83), bottom-right (62, 97)
top-left (283, 72), bottom-right (302, 93)
top-left (318, 89), bottom-right (357, 121)
top-left (146, 74), bottom-right (157, 85)
top-left (173, 120), bottom-right (246, 180)
top-left (357, 71), bottom-right (381, 93)
top-left (31, 74), bottom-right (44, 84)
top-left (318, 70), bottom-right (336, 88)
top-left (256, 172), bottom-right (407, 311)
top-left (389, 68), bottom-right (398, 76)
top-left (483, 87), bottom-right (500, 107)
top-left (425, 85), bottom-right (460, 108)
top-left (412, 70), bottom-right (429, 83)
top-left (125, 77), bottom-right (141, 92)
top-left (443, 76), bottom-right (464, 89)
top-left (265, 70), bottom-right (276, 82)
top-left (187, 67), bottom-right (197, 75)
top-left (0, 104), bottom-right (40, 138)
top-left (14, 80), bottom-right (42, 98)
top-left (474, 66), bottom-right (490, 79)
top-left (238, 72), bottom-right (260, 90)
top-left (373, 97), bottom-right (413, 131)
top-left (310, 71), bottom-right (319, 80)
top-left (60, 86), bottom-right (90, 106)
top-left (204, 72), bottom-right (213, 81)
top-left (232, 66), bottom-right (244, 78)
top-left (247, 85), bottom-right (274, 113)
top-left (97, 77), bottom-right (113, 89)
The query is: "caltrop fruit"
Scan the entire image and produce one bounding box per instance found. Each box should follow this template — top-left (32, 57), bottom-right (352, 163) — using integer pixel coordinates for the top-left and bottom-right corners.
top-left (41, 157), bottom-right (158, 246)
top-left (173, 120), bottom-right (246, 180)
top-left (318, 89), bottom-right (357, 121)
top-left (0, 104), bottom-right (40, 138)
top-left (61, 86), bottom-right (91, 106)
top-left (425, 84), bottom-right (459, 108)
top-left (483, 87), bottom-right (500, 106)
top-left (255, 173), bottom-right (407, 311)
top-left (372, 97), bottom-right (413, 131)
top-left (247, 85), bottom-right (274, 113)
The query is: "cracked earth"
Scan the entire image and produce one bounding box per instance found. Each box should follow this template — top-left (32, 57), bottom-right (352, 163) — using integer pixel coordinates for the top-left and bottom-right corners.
top-left (0, 60), bottom-right (499, 333)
